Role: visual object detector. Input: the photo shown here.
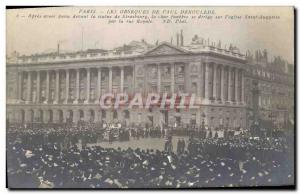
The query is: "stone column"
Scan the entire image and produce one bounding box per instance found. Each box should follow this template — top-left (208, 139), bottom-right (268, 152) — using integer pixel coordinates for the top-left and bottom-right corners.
top-left (204, 63), bottom-right (210, 99)
top-left (185, 63), bottom-right (191, 93)
top-left (212, 63), bottom-right (217, 100)
top-left (85, 68), bottom-right (90, 104)
top-left (198, 63), bottom-right (203, 97)
top-left (45, 71), bottom-right (50, 104)
top-left (63, 110), bottom-right (68, 123)
top-left (94, 110), bottom-right (100, 123)
top-left (18, 72), bottom-right (23, 102)
top-left (201, 63), bottom-right (205, 98)
top-left (120, 66), bottom-right (124, 92)
top-left (96, 68), bottom-right (101, 103)
top-left (241, 70), bottom-right (245, 104)
top-left (74, 69), bottom-right (80, 104)
top-left (227, 67), bottom-right (232, 102)
top-left (26, 71), bottom-right (32, 103)
top-left (220, 65), bottom-right (225, 102)
top-left (132, 65), bottom-right (135, 93)
top-left (157, 64), bottom-right (161, 93)
top-left (171, 63), bottom-right (175, 94)
top-left (235, 68), bottom-right (239, 103)
top-left (109, 67), bottom-right (112, 92)
top-left (36, 71), bottom-right (40, 103)
top-left (33, 109), bottom-right (39, 122)
top-left (64, 69), bottom-right (69, 104)
top-left (54, 70), bottom-right (60, 104)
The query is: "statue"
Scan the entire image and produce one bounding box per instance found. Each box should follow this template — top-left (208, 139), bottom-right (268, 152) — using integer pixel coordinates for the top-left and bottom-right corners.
top-left (177, 66), bottom-right (184, 74)
top-left (263, 49), bottom-right (268, 61)
top-left (150, 66), bottom-right (157, 78)
top-left (164, 66), bottom-right (171, 76)
top-left (191, 35), bottom-right (204, 45)
top-left (217, 40), bottom-right (222, 48)
top-left (192, 34), bottom-right (199, 42)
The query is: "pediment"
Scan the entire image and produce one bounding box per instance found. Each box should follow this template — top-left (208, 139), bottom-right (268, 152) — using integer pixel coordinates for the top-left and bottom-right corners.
top-left (144, 43), bottom-right (187, 56)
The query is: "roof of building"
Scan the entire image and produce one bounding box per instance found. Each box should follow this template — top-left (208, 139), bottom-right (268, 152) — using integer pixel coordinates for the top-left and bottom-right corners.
top-left (7, 39), bottom-right (246, 65)
top-left (6, 34), bottom-right (293, 76)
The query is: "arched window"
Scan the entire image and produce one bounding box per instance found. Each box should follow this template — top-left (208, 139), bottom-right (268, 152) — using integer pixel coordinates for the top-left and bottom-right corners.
top-left (29, 110), bottom-right (34, 123)
top-left (39, 110), bottom-right (43, 122)
top-left (48, 110), bottom-right (53, 123)
top-left (20, 110), bottom-right (25, 123)
top-left (58, 110), bottom-right (63, 123)
top-left (79, 110), bottom-right (84, 119)
top-left (90, 110), bottom-right (95, 122)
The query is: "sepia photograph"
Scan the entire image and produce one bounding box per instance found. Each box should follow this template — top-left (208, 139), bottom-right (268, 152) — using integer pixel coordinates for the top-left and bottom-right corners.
top-left (5, 6), bottom-right (295, 189)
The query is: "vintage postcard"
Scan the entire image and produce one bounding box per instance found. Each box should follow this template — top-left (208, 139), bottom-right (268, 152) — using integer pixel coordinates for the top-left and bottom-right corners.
top-left (6, 6), bottom-right (295, 189)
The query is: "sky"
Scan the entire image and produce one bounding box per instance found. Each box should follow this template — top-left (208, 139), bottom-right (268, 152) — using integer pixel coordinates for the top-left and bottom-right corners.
top-left (6, 6), bottom-right (294, 64)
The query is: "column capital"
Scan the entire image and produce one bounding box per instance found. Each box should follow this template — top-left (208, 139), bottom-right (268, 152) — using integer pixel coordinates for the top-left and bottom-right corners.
top-left (208, 61), bottom-right (215, 66)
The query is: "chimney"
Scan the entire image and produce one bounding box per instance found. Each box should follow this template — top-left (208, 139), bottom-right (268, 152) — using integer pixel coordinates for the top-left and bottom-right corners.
top-left (57, 43), bottom-right (60, 55)
top-left (176, 33), bottom-right (179, 46)
top-left (180, 30), bottom-right (184, 46)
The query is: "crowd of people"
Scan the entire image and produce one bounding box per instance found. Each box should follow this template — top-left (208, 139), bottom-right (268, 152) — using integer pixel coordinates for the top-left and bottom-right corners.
top-left (6, 123), bottom-right (294, 188)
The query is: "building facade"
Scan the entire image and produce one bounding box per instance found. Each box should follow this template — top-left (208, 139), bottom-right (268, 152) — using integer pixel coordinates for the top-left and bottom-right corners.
top-left (6, 38), bottom-right (294, 129)
top-left (244, 53), bottom-right (294, 129)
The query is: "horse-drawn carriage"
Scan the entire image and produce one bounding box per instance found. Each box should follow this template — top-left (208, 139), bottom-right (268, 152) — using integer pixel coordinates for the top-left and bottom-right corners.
top-left (103, 123), bottom-right (122, 141)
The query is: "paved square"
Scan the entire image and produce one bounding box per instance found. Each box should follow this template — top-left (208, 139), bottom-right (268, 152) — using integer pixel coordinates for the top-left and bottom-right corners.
top-left (87, 136), bottom-right (189, 151)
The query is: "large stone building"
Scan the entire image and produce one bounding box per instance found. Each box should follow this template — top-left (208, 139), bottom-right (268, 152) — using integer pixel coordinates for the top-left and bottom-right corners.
top-left (6, 34), bottom-right (294, 129)
top-left (244, 51), bottom-right (294, 129)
